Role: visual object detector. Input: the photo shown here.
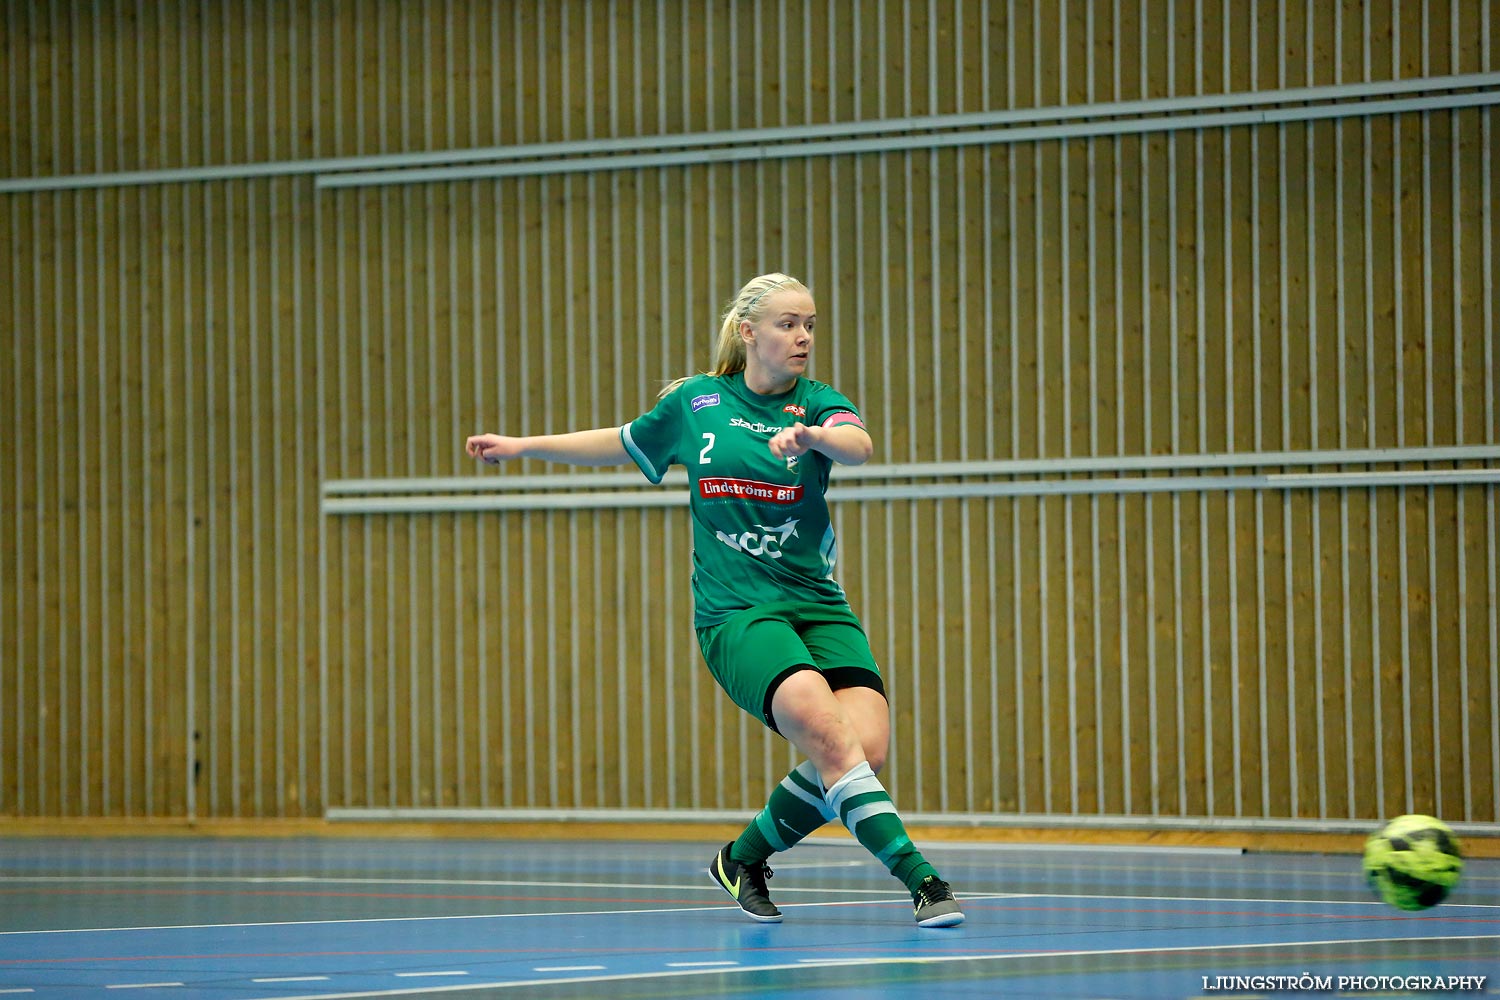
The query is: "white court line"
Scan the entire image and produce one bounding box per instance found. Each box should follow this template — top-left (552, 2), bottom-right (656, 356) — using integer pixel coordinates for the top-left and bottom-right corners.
top-left (1004, 890), bottom-right (1500, 910)
top-left (0, 890), bottom-right (1027, 938)
top-left (104, 985), bottom-right (183, 990)
top-left (0, 893), bottom-right (1024, 938)
top-left (0, 990), bottom-right (35, 995)
top-left (769, 893), bottom-right (1027, 912)
top-left (664, 961), bottom-right (739, 968)
top-left (0, 905), bottom-right (724, 937)
top-left (246, 933), bottom-right (1500, 1000)
top-left (798, 835), bottom-right (1248, 856)
top-left (0, 899), bottom-right (900, 941)
top-left (393, 972), bottom-right (467, 978)
top-left (11, 885), bottom-right (1495, 940)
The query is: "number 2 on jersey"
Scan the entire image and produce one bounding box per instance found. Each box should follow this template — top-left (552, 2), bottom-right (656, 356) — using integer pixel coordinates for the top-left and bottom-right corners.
top-left (698, 432), bottom-right (716, 464)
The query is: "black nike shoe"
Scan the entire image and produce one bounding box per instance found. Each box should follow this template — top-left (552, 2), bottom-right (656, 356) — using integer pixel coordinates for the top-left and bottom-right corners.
top-left (708, 842), bottom-right (782, 923)
top-left (912, 874), bottom-right (964, 927)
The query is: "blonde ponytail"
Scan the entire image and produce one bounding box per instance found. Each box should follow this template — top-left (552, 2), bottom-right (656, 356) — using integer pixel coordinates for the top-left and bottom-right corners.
top-left (658, 272), bottom-right (809, 398)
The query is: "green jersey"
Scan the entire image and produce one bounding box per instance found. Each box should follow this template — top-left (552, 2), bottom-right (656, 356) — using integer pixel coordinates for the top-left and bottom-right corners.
top-left (620, 372), bottom-right (867, 627)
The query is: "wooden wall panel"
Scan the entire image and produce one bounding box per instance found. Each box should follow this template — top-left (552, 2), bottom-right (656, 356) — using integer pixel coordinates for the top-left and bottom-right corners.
top-left (1, 0), bottom-right (1496, 827)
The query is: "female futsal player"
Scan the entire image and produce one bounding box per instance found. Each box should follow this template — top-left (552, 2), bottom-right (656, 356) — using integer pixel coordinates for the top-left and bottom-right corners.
top-left (465, 272), bottom-right (963, 927)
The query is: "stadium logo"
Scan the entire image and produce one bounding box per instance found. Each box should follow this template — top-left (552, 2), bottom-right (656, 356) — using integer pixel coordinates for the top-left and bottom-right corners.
top-left (715, 517), bottom-right (800, 559)
top-left (729, 417), bottom-right (786, 434)
top-left (700, 477), bottom-right (803, 504)
top-left (691, 393), bottom-right (721, 412)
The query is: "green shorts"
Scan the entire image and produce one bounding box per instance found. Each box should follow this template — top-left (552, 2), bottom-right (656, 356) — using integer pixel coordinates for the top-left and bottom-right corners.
top-left (695, 601), bottom-right (885, 733)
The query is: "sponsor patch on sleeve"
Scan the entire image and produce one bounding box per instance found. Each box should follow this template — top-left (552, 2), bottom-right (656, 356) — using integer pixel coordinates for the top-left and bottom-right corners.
top-left (822, 411), bottom-right (865, 429)
top-left (691, 393), bottom-right (721, 412)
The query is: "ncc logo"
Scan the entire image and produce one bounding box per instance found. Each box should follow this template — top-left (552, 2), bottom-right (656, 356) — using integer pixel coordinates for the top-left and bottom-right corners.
top-left (783, 404), bottom-right (806, 417)
top-left (715, 518), bottom-right (800, 559)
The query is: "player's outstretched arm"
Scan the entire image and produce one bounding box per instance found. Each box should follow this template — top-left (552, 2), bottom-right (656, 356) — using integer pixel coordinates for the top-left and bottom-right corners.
top-left (768, 423), bottom-right (873, 466)
top-left (465, 428), bottom-right (629, 467)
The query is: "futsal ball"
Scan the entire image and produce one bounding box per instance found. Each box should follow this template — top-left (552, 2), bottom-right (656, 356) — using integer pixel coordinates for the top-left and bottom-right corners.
top-left (1363, 814), bottom-right (1463, 911)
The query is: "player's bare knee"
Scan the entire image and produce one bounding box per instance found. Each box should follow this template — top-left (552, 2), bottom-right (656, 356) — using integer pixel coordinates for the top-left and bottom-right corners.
top-left (811, 718), bottom-right (861, 764)
top-left (791, 717), bottom-right (864, 783)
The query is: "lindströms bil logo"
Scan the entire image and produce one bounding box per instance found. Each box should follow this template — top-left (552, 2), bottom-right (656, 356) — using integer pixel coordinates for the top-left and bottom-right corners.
top-left (699, 478), bottom-right (803, 504)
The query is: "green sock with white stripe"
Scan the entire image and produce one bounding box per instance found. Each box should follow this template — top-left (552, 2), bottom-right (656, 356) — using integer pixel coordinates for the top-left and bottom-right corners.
top-left (730, 760), bottom-right (836, 865)
top-left (824, 760), bottom-right (939, 893)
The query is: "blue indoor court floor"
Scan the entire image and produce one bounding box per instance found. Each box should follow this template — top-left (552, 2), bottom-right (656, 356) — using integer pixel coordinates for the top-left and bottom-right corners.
top-left (1, 835), bottom-right (1496, 999)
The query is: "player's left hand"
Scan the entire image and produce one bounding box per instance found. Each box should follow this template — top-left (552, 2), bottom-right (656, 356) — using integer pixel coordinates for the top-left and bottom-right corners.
top-left (465, 433), bottom-right (525, 464)
top-left (769, 423), bottom-right (817, 459)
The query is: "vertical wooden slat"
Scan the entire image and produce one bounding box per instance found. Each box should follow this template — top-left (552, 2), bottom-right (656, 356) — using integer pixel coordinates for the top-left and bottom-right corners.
top-left (153, 2), bottom-right (179, 822)
top-left (290, 6), bottom-right (315, 817)
top-left (43, 4), bottom-right (68, 819)
top-left (34, 170), bottom-right (55, 816)
top-left (264, 9), bottom-right (286, 818)
top-left (311, 0), bottom-right (331, 828)
top-left (1487, 0), bottom-right (1499, 817)
top-left (1306, 0), bottom-right (1336, 820)
top-left (18, 184), bottom-right (38, 816)
top-left (180, 40), bottom-right (205, 815)
top-left (1221, 2), bottom-right (1244, 817)
top-left (954, 1), bottom-right (980, 813)
top-left (63, 4), bottom-right (87, 819)
top-left (246, 4), bottom-right (271, 816)
top-left (140, 175), bottom-right (166, 818)
top-left (492, 172), bottom-right (516, 809)
top-left (1, 2), bottom-right (16, 817)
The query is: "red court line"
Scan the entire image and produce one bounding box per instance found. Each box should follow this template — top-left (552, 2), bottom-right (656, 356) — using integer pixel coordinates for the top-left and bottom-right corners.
top-left (0, 887), bottom-right (703, 905)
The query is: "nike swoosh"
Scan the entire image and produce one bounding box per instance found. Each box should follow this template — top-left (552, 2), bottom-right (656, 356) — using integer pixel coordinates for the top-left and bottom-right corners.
top-left (717, 856), bottom-right (741, 897)
top-left (778, 818), bottom-right (804, 839)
